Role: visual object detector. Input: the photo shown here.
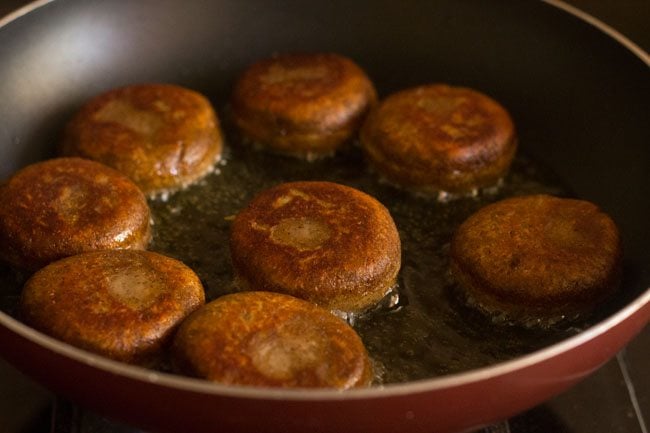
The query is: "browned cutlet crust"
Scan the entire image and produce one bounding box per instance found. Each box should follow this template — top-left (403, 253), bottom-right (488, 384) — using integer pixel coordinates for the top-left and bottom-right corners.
top-left (62, 83), bottom-right (223, 196)
top-left (0, 157), bottom-right (151, 271)
top-left (231, 52), bottom-right (377, 158)
top-left (229, 181), bottom-right (401, 313)
top-left (21, 250), bottom-right (205, 366)
top-left (450, 195), bottom-right (622, 326)
top-left (172, 291), bottom-right (372, 389)
top-left (360, 84), bottom-right (517, 194)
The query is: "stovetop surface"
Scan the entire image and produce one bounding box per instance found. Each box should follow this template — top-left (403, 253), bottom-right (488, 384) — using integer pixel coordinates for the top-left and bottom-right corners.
top-left (0, 1), bottom-right (648, 432)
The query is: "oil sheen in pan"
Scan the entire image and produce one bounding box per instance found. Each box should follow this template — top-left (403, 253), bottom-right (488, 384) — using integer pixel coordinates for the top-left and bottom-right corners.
top-left (0, 137), bottom-right (596, 385)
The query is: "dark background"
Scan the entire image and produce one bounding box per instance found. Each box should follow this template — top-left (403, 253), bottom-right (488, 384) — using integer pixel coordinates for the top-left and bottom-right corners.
top-left (0, 1), bottom-right (647, 433)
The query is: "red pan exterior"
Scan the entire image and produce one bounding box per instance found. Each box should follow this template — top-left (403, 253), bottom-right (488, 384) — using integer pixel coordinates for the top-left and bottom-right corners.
top-left (1, 292), bottom-right (648, 433)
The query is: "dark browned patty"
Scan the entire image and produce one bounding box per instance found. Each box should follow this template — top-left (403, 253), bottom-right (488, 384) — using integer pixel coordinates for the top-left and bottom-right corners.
top-left (231, 52), bottom-right (377, 159)
top-left (450, 195), bottom-right (622, 326)
top-left (172, 291), bottom-right (372, 388)
top-left (230, 181), bottom-right (401, 313)
top-left (21, 250), bottom-right (205, 365)
top-left (0, 157), bottom-right (151, 271)
top-left (360, 84), bottom-right (517, 195)
top-left (62, 83), bottom-right (223, 196)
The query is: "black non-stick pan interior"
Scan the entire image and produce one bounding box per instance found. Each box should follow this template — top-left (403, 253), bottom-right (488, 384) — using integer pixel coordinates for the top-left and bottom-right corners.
top-left (2, 0), bottom-right (648, 295)
top-left (0, 0), bottom-right (648, 392)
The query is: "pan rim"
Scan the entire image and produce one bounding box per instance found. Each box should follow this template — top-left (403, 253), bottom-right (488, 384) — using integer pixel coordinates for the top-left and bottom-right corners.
top-left (542, 0), bottom-right (649, 64)
top-left (0, 0), bottom-right (53, 28)
top-left (1, 0), bottom-right (648, 63)
top-left (0, 0), bottom-right (648, 402)
top-left (1, 288), bottom-right (648, 400)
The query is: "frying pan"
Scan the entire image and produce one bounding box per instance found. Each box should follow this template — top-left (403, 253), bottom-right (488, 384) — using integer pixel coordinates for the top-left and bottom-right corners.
top-left (0, 1), bottom-right (648, 432)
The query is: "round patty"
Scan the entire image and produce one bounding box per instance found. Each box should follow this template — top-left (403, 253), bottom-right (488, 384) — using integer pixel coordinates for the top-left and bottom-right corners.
top-left (231, 52), bottom-right (377, 160)
top-left (230, 181), bottom-right (401, 313)
top-left (361, 84), bottom-right (517, 196)
top-left (0, 157), bottom-right (151, 271)
top-left (21, 250), bottom-right (205, 365)
top-left (62, 83), bottom-right (223, 196)
top-left (450, 194), bottom-right (622, 326)
top-left (172, 291), bottom-right (372, 389)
